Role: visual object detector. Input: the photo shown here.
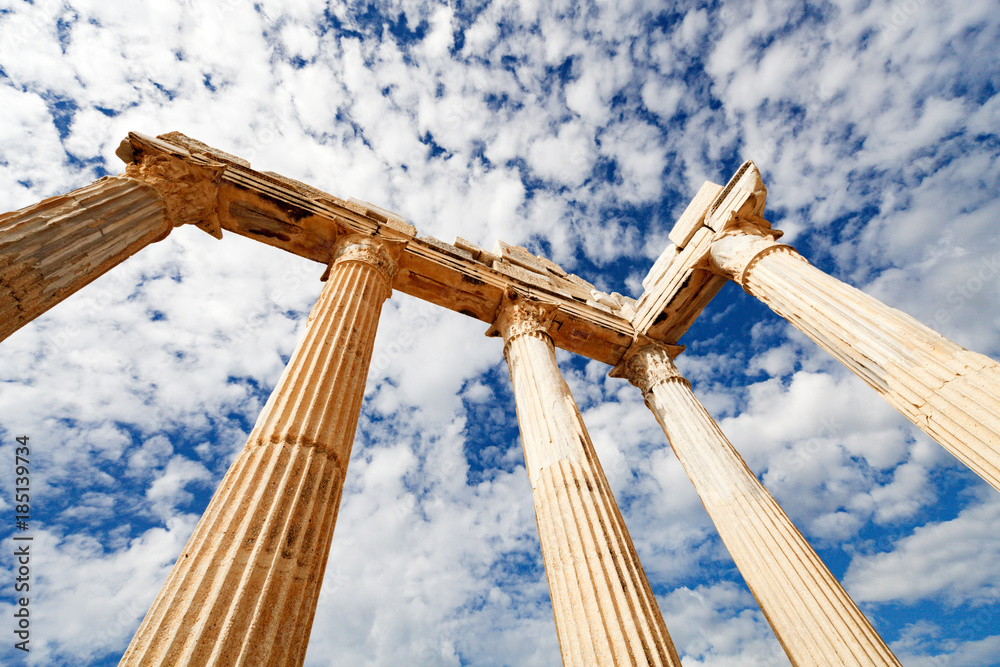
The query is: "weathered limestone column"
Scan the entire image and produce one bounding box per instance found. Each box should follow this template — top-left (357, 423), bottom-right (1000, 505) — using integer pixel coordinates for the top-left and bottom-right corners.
top-left (0, 154), bottom-right (223, 343)
top-left (488, 291), bottom-right (682, 667)
top-left (0, 178), bottom-right (171, 341)
top-left (711, 221), bottom-right (1000, 492)
top-left (612, 342), bottom-right (900, 666)
top-left (120, 233), bottom-right (399, 667)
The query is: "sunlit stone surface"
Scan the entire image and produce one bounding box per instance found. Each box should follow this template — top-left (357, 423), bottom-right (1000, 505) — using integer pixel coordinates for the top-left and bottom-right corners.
top-left (3, 133), bottom-right (998, 665)
top-left (614, 341), bottom-right (901, 666)
top-left (0, 177), bottom-right (172, 342)
top-left (119, 234), bottom-right (397, 667)
top-left (490, 293), bottom-right (683, 667)
top-left (710, 221), bottom-right (1000, 493)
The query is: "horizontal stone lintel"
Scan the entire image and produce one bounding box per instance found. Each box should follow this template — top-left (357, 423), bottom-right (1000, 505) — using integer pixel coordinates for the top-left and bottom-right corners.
top-left (632, 161), bottom-right (771, 343)
top-left (124, 131), bottom-right (635, 366)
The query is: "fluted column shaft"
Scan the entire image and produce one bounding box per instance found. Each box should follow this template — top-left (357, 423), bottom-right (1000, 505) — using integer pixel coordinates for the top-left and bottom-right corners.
top-left (489, 293), bottom-right (681, 667)
top-left (613, 343), bottom-right (900, 666)
top-left (711, 224), bottom-right (1000, 492)
top-left (120, 234), bottom-right (398, 667)
top-left (0, 177), bottom-right (172, 342)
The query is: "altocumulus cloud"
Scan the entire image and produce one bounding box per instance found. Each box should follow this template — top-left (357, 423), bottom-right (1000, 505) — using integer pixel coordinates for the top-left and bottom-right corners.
top-left (1, 0), bottom-right (1000, 665)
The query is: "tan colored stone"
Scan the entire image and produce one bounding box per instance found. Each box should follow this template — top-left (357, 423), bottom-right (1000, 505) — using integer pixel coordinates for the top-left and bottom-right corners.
top-left (666, 180), bottom-right (724, 248)
top-left (0, 176), bottom-right (172, 342)
top-left (5, 132), bottom-right (994, 663)
top-left (488, 292), bottom-right (682, 667)
top-left (120, 233), bottom-right (398, 667)
top-left (125, 150), bottom-right (225, 238)
top-left (118, 131), bottom-right (635, 365)
top-left (632, 162), bottom-right (781, 343)
top-left (612, 342), bottom-right (901, 666)
top-left (640, 242), bottom-right (679, 293)
top-left (631, 223), bottom-right (728, 342)
top-left (704, 160), bottom-right (768, 232)
top-left (709, 223), bottom-right (1000, 492)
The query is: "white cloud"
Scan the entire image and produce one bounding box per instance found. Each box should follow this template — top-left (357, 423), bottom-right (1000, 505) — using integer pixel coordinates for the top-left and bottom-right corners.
top-left (419, 5), bottom-right (455, 60)
top-left (845, 496), bottom-right (1000, 605)
top-left (641, 76), bottom-right (685, 120)
top-left (145, 455), bottom-right (212, 521)
top-left (1, 0), bottom-right (999, 664)
top-left (564, 50), bottom-right (632, 126)
top-left (526, 120), bottom-right (595, 186)
top-left (1, 518), bottom-right (199, 665)
top-left (280, 22), bottom-right (320, 61)
top-left (660, 583), bottom-right (785, 666)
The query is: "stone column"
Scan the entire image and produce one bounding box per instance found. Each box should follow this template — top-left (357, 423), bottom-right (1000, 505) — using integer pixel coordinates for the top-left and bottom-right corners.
top-left (612, 342), bottom-right (900, 666)
top-left (711, 222), bottom-right (1000, 492)
top-left (120, 233), bottom-right (399, 667)
top-left (0, 154), bottom-right (223, 343)
top-left (488, 292), bottom-right (682, 667)
top-left (0, 177), bottom-right (172, 342)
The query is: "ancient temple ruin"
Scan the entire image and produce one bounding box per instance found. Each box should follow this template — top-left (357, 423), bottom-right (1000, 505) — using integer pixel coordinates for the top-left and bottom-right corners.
top-left (2, 131), bottom-right (998, 666)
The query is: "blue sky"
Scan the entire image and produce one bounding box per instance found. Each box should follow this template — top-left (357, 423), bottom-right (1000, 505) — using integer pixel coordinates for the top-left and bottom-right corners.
top-left (1, 0), bottom-right (999, 664)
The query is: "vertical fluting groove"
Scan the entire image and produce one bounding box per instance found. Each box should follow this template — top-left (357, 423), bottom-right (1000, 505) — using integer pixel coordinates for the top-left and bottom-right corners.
top-left (564, 458), bottom-right (623, 663)
top-left (623, 344), bottom-right (901, 667)
top-left (122, 236), bottom-right (395, 667)
top-left (170, 444), bottom-right (299, 664)
top-left (248, 442), bottom-right (335, 661)
top-left (227, 445), bottom-right (313, 662)
top-left (574, 447), bottom-right (646, 663)
top-left (499, 306), bottom-right (682, 667)
top-left (568, 463), bottom-right (628, 663)
top-left (176, 447), bottom-right (279, 629)
top-left (297, 264), bottom-right (369, 439)
top-left (272, 449), bottom-right (344, 666)
top-left (130, 444), bottom-right (285, 664)
top-left (533, 471), bottom-right (587, 667)
top-left (550, 460), bottom-right (611, 663)
top-left (271, 448), bottom-right (347, 667)
top-left (662, 378), bottom-right (883, 664)
top-left (0, 177), bottom-right (172, 341)
top-left (205, 443), bottom-right (320, 663)
top-left (732, 243), bottom-right (1000, 492)
top-left (584, 427), bottom-right (668, 658)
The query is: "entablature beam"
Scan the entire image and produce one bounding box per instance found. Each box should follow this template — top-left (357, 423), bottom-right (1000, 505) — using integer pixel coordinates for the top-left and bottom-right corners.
top-left (120, 131), bottom-right (635, 366)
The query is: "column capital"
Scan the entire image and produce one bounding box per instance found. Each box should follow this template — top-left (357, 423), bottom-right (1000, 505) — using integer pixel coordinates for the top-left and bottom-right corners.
top-left (610, 337), bottom-right (687, 394)
top-left (326, 233), bottom-right (403, 289)
top-left (709, 220), bottom-right (798, 287)
top-left (486, 289), bottom-right (558, 351)
top-left (124, 152), bottom-right (225, 238)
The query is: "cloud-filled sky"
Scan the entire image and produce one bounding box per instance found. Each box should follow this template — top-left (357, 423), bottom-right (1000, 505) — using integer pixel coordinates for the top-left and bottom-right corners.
top-left (1, 0), bottom-right (999, 664)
